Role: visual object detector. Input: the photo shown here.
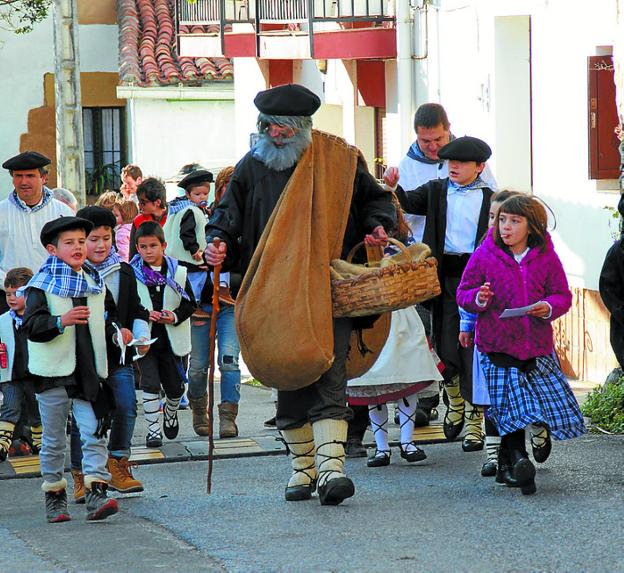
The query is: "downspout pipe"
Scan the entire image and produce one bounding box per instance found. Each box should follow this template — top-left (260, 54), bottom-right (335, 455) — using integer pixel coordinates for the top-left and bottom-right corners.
top-left (396, 0), bottom-right (415, 156)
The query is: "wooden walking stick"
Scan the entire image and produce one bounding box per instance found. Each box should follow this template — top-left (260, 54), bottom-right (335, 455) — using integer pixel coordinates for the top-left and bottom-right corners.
top-left (207, 238), bottom-right (222, 494)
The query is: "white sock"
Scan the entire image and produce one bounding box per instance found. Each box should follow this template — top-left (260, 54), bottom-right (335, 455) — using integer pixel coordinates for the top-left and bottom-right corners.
top-left (529, 423), bottom-right (548, 445)
top-left (368, 404), bottom-right (389, 452)
top-left (397, 394), bottom-right (419, 452)
top-left (485, 435), bottom-right (501, 462)
top-left (143, 392), bottom-right (161, 437)
top-left (164, 396), bottom-right (181, 423)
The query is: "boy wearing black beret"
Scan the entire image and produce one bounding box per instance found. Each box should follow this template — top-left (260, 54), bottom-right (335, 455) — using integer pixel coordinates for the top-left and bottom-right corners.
top-left (386, 135), bottom-right (495, 450)
top-left (22, 217), bottom-right (128, 523)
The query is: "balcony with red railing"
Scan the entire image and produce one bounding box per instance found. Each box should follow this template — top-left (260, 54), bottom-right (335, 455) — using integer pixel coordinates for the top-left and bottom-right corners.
top-left (175, 0), bottom-right (396, 60)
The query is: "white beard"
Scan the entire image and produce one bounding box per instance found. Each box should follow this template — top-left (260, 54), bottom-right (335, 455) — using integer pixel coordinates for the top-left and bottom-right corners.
top-left (251, 129), bottom-right (312, 171)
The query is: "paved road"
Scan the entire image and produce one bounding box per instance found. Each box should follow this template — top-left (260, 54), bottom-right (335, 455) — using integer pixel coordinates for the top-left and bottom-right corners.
top-left (1, 433), bottom-right (622, 572)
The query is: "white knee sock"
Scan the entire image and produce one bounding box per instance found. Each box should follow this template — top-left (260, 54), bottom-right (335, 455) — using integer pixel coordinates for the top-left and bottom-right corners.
top-left (368, 404), bottom-right (389, 452)
top-left (485, 435), bottom-right (501, 462)
top-left (164, 396), bottom-right (181, 422)
top-left (143, 392), bottom-right (161, 438)
top-left (397, 394), bottom-right (419, 453)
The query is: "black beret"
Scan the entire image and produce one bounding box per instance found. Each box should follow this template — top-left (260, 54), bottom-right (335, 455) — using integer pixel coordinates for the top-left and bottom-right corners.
top-left (254, 84), bottom-right (321, 116)
top-left (76, 205), bottom-right (117, 230)
top-left (438, 136), bottom-right (492, 163)
top-left (3, 151), bottom-right (51, 171)
top-left (40, 216), bottom-right (93, 247)
top-left (178, 169), bottom-right (214, 190)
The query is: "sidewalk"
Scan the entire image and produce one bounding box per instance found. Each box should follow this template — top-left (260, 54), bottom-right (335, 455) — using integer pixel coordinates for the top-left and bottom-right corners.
top-left (0, 379), bottom-right (449, 480)
top-left (0, 375), bottom-right (595, 480)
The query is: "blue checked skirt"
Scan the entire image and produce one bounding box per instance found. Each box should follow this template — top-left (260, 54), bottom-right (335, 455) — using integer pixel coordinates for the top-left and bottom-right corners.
top-left (480, 353), bottom-right (586, 440)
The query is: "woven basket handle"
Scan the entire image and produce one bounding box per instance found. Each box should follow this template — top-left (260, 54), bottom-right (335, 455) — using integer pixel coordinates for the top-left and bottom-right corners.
top-left (346, 237), bottom-right (411, 264)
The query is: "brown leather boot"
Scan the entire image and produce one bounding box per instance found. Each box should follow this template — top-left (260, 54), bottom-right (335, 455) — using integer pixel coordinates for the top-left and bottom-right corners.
top-left (107, 456), bottom-right (144, 493)
top-left (189, 395), bottom-right (210, 437)
top-left (70, 468), bottom-right (86, 504)
top-left (218, 402), bottom-right (238, 438)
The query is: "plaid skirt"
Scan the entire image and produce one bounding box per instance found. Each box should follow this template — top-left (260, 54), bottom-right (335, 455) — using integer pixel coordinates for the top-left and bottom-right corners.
top-left (480, 353), bottom-right (585, 440)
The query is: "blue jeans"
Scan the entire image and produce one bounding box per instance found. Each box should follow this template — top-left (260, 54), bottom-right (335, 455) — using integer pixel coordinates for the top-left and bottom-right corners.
top-left (70, 365), bottom-right (137, 467)
top-left (0, 379), bottom-right (40, 427)
top-left (37, 387), bottom-right (110, 485)
top-left (188, 303), bottom-right (241, 404)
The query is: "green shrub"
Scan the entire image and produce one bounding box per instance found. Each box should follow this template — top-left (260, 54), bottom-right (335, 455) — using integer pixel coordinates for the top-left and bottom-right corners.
top-left (581, 374), bottom-right (624, 433)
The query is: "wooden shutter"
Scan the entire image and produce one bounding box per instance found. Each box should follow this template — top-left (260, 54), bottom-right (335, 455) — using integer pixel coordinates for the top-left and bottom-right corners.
top-left (588, 55), bottom-right (621, 180)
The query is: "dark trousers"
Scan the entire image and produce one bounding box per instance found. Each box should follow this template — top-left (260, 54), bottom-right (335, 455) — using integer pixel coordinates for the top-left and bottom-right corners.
top-left (139, 334), bottom-right (185, 399)
top-left (276, 318), bottom-right (353, 431)
top-left (437, 275), bottom-right (474, 400)
top-left (0, 291), bottom-right (8, 314)
top-left (347, 405), bottom-right (370, 441)
top-left (0, 380), bottom-right (40, 427)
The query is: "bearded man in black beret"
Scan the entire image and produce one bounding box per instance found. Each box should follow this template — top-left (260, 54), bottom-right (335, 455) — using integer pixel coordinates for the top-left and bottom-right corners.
top-left (205, 84), bottom-right (396, 506)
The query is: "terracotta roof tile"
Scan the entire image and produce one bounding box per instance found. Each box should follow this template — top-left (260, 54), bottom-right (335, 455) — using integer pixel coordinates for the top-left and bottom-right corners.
top-left (118, 0), bottom-right (233, 87)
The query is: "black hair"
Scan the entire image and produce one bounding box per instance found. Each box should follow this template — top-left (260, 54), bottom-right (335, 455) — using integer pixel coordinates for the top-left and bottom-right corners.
top-left (135, 220), bottom-right (165, 245)
top-left (413, 103), bottom-right (450, 131)
top-left (136, 177), bottom-right (167, 207)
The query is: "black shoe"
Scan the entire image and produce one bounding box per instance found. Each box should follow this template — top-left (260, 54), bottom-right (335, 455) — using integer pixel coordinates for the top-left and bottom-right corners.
top-left (264, 416), bottom-right (277, 428)
top-left (393, 410), bottom-right (400, 425)
top-left (318, 476), bottom-right (355, 506)
top-left (413, 407), bottom-right (430, 428)
top-left (0, 448), bottom-right (7, 462)
top-left (531, 431), bottom-right (552, 464)
top-left (145, 432), bottom-right (163, 448)
top-left (345, 438), bottom-right (367, 458)
top-left (399, 442), bottom-right (427, 462)
top-left (85, 482), bottom-right (119, 521)
top-left (508, 447), bottom-right (537, 495)
top-left (481, 459), bottom-right (497, 477)
top-left (367, 449), bottom-right (391, 467)
top-left (285, 480), bottom-right (316, 501)
top-left (443, 405), bottom-right (465, 441)
top-left (163, 407), bottom-right (179, 440)
top-left (45, 490), bottom-right (71, 523)
top-left (429, 408), bottom-right (439, 421)
top-left (462, 434), bottom-right (485, 452)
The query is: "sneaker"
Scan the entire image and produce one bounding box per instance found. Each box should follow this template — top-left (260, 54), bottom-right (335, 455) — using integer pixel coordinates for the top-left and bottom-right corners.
top-left (45, 489), bottom-right (71, 523)
top-left (85, 482), bottom-right (119, 521)
top-left (179, 393), bottom-right (189, 410)
top-left (9, 439), bottom-right (31, 457)
top-left (71, 468), bottom-right (86, 504)
top-left (107, 457), bottom-right (144, 493)
top-left (163, 407), bottom-right (179, 440)
top-left (145, 432), bottom-right (163, 448)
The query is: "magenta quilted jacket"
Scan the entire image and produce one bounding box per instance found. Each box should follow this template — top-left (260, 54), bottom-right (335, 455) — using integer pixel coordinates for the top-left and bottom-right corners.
top-left (456, 230), bottom-right (572, 360)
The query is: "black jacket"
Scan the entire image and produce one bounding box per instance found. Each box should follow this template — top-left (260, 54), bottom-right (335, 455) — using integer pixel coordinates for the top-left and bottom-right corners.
top-left (599, 239), bottom-right (624, 367)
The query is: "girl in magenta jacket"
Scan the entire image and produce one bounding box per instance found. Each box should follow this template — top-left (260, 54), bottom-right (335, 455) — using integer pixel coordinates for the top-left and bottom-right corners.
top-left (457, 194), bottom-right (585, 495)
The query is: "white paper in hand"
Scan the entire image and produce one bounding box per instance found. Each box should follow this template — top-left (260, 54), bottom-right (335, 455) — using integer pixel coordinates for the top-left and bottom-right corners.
top-left (499, 304), bottom-right (538, 319)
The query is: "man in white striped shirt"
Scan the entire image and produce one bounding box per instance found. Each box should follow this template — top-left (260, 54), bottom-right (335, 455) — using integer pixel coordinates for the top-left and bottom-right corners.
top-left (0, 151), bottom-right (73, 312)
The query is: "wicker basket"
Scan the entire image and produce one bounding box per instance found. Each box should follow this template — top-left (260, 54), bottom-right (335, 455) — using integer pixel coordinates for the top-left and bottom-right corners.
top-left (331, 238), bottom-right (441, 318)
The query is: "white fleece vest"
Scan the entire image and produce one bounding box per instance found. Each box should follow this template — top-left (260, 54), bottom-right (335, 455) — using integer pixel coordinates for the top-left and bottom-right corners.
top-left (163, 205), bottom-right (207, 265)
top-left (136, 265), bottom-right (192, 357)
top-left (27, 276), bottom-right (108, 379)
top-left (0, 312), bottom-right (16, 383)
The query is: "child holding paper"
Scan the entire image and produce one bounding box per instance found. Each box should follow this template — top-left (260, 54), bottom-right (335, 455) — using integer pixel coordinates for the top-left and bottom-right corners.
top-left (456, 194), bottom-right (585, 495)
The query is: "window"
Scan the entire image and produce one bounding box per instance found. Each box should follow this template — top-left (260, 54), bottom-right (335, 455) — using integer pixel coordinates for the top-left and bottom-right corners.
top-left (588, 55), bottom-right (621, 180)
top-left (83, 107), bottom-right (127, 195)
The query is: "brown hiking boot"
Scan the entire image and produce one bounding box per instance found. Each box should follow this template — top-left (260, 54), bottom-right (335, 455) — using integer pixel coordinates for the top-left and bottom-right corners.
top-left (218, 402), bottom-right (239, 438)
top-left (71, 468), bottom-right (86, 504)
top-left (189, 395), bottom-right (210, 436)
top-left (107, 456), bottom-right (144, 493)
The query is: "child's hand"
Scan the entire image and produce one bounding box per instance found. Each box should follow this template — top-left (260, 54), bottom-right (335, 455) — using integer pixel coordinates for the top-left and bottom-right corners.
top-left (116, 327), bottom-right (133, 345)
top-left (477, 282), bottom-right (494, 306)
top-left (136, 345), bottom-right (149, 356)
top-left (61, 306), bottom-right (90, 327)
top-left (148, 310), bottom-right (162, 322)
top-left (459, 331), bottom-right (474, 348)
top-left (527, 302), bottom-right (551, 319)
top-left (157, 310), bottom-right (176, 324)
top-left (192, 249), bottom-right (204, 262)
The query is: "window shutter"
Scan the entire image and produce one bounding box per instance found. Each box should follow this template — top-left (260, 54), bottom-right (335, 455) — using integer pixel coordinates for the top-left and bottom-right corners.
top-left (588, 55), bottom-right (621, 180)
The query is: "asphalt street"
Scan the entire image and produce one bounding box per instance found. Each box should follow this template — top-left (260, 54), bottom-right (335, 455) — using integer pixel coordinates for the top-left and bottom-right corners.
top-left (1, 432), bottom-right (622, 573)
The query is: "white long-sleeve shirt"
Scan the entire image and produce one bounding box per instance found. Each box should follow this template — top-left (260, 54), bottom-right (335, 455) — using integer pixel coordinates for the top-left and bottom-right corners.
top-left (0, 192), bottom-right (73, 284)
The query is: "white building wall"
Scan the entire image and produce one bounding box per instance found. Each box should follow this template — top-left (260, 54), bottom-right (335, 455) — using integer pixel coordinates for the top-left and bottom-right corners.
top-left (419, 0), bottom-right (621, 291)
top-left (129, 98), bottom-right (236, 190)
top-left (0, 19), bottom-right (118, 198)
